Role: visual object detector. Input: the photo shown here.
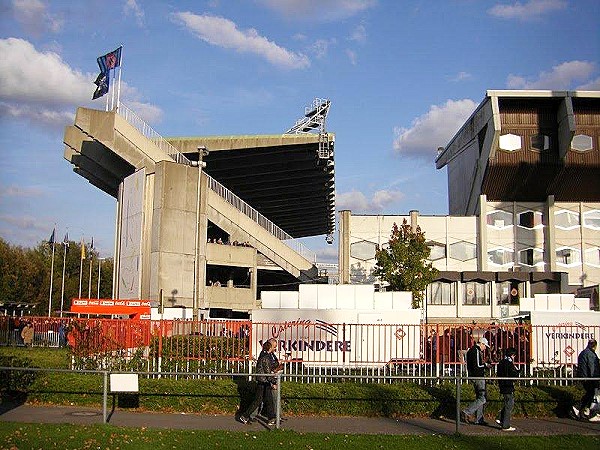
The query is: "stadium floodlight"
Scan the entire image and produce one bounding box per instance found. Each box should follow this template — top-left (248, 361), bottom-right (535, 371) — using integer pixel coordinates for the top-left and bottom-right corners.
top-left (286, 98), bottom-right (331, 134)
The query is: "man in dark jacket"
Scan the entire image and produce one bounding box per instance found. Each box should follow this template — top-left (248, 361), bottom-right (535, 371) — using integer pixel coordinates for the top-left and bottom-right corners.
top-left (238, 340), bottom-right (277, 425)
top-left (576, 339), bottom-right (600, 419)
top-left (461, 337), bottom-right (491, 425)
top-left (496, 347), bottom-right (519, 431)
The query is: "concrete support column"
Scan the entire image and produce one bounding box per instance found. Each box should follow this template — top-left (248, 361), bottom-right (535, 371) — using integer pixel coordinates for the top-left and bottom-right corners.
top-left (546, 195), bottom-right (556, 272)
top-left (339, 210), bottom-right (351, 284)
top-left (478, 195), bottom-right (488, 271)
top-left (410, 210), bottom-right (419, 232)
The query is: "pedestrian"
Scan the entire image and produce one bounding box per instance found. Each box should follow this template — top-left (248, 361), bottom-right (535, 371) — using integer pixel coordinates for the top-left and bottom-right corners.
top-left (461, 336), bottom-right (491, 425)
top-left (238, 340), bottom-right (277, 425)
top-left (573, 339), bottom-right (600, 420)
top-left (496, 347), bottom-right (519, 431)
top-left (21, 322), bottom-right (34, 347)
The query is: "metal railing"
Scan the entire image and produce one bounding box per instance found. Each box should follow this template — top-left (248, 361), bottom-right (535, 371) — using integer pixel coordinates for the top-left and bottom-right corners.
top-left (2, 366), bottom-right (597, 432)
top-left (116, 103), bottom-right (191, 165)
top-left (206, 175), bottom-right (316, 263)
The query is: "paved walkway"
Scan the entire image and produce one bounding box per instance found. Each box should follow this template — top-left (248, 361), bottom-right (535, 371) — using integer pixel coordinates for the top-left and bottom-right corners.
top-left (1, 404), bottom-right (600, 436)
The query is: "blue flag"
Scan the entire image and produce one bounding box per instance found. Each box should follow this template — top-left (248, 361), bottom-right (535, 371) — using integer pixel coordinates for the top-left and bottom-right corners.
top-left (97, 46), bottom-right (122, 74)
top-left (48, 228), bottom-right (55, 245)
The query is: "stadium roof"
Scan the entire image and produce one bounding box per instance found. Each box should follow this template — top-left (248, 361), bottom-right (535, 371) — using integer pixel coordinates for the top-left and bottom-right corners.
top-left (168, 134), bottom-right (336, 238)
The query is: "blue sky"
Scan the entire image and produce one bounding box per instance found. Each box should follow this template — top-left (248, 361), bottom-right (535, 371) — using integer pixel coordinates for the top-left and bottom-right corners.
top-left (0, 0), bottom-right (599, 263)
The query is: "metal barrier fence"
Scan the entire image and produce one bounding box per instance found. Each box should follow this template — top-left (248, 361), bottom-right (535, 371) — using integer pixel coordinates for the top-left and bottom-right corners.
top-left (1, 316), bottom-right (597, 385)
top-left (2, 366), bottom-right (597, 432)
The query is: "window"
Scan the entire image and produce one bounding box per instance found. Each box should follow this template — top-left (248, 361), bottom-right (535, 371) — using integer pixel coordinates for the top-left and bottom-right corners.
top-left (350, 240), bottom-right (377, 261)
top-left (488, 248), bottom-right (514, 267)
top-left (486, 210), bottom-right (513, 229)
top-left (518, 210), bottom-right (543, 229)
top-left (449, 241), bottom-right (477, 261)
top-left (496, 281), bottom-right (520, 305)
top-left (427, 241), bottom-right (446, 261)
top-left (499, 133), bottom-right (522, 152)
top-left (464, 281), bottom-right (490, 306)
top-left (427, 282), bottom-right (455, 305)
top-left (571, 134), bottom-right (593, 152)
top-left (584, 247), bottom-right (600, 268)
top-left (583, 210), bottom-right (600, 230)
top-left (554, 210), bottom-right (580, 230)
top-left (518, 248), bottom-right (544, 267)
top-left (530, 134), bottom-right (550, 152)
top-left (556, 247), bottom-right (581, 267)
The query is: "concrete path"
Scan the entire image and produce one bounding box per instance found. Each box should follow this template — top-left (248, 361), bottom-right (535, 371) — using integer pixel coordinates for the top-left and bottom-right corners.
top-left (1, 404), bottom-right (600, 436)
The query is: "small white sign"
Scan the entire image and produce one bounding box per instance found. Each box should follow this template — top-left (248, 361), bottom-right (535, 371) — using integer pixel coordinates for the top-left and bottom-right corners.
top-left (110, 373), bottom-right (139, 393)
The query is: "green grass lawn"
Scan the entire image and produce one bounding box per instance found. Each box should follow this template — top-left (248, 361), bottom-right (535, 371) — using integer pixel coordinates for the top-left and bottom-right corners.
top-left (0, 346), bottom-right (71, 369)
top-left (0, 423), bottom-right (597, 450)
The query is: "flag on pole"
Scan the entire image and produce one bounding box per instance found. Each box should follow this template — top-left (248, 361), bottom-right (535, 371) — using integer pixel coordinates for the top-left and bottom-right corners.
top-left (92, 72), bottom-right (109, 100)
top-left (92, 46), bottom-right (122, 100)
top-left (48, 228), bottom-right (55, 245)
top-left (81, 238), bottom-right (86, 260)
top-left (63, 233), bottom-right (69, 250)
top-left (90, 237), bottom-right (94, 258)
top-left (97, 46), bottom-right (122, 73)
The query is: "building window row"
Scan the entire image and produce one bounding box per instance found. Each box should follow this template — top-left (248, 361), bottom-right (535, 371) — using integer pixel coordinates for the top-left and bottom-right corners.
top-left (487, 209), bottom-right (600, 230)
top-left (427, 280), bottom-right (522, 307)
top-left (498, 133), bottom-right (594, 153)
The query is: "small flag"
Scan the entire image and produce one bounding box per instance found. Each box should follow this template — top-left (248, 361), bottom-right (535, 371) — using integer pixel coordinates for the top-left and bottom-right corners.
top-left (90, 237), bottom-right (94, 249)
top-left (92, 71), bottom-right (109, 100)
top-left (48, 228), bottom-right (56, 245)
top-left (97, 46), bottom-right (122, 74)
top-left (63, 233), bottom-right (69, 249)
top-left (81, 239), bottom-right (86, 260)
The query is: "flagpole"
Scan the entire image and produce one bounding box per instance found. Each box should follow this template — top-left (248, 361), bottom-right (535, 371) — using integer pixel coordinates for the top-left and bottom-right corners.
top-left (116, 45), bottom-right (123, 112)
top-left (48, 234), bottom-right (56, 317)
top-left (88, 255), bottom-right (93, 299)
top-left (60, 240), bottom-right (67, 318)
top-left (78, 239), bottom-right (84, 299)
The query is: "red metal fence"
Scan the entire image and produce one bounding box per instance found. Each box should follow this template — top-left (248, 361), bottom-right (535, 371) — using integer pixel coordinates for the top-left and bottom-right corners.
top-left (1, 316), bottom-right (596, 383)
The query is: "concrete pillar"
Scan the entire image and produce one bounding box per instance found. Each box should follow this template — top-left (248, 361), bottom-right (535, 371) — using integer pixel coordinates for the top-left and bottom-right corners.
top-left (546, 195), bottom-right (556, 271)
top-left (339, 210), bottom-right (351, 284)
top-left (410, 210), bottom-right (419, 232)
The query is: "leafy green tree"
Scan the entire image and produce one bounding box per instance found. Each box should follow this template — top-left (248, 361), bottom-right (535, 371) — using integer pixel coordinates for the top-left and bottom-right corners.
top-left (373, 219), bottom-right (438, 309)
top-left (0, 237), bottom-right (113, 315)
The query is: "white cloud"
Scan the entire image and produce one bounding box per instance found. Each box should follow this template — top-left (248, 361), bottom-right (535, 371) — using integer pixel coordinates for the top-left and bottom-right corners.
top-left (577, 77), bottom-right (600, 91)
top-left (259, 0), bottom-right (377, 21)
top-left (171, 12), bottom-right (310, 70)
top-left (349, 24), bottom-right (367, 43)
top-left (311, 38), bottom-right (336, 59)
top-left (393, 99), bottom-right (477, 159)
top-left (126, 100), bottom-right (163, 125)
top-left (0, 185), bottom-right (43, 198)
top-left (488, 0), bottom-right (567, 20)
top-left (450, 71), bottom-right (472, 82)
top-left (0, 38), bottom-right (162, 129)
top-left (124, 0), bottom-right (145, 27)
top-left (12, 0), bottom-right (63, 35)
top-left (315, 246), bottom-right (338, 263)
top-left (337, 189), bottom-right (403, 213)
top-left (0, 38), bottom-right (91, 107)
top-left (507, 60), bottom-right (597, 89)
top-left (346, 49), bottom-right (357, 65)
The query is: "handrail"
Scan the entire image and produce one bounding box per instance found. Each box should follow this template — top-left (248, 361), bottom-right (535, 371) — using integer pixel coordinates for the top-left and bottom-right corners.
top-left (206, 174), bottom-right (317, 263)
top-left (116, 103), bottom-right (191, 165)
top-left (116, 102), bottom-right (316, 264)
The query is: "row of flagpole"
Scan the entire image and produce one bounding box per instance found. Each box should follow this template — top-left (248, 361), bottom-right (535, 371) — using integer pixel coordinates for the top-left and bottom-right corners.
top-left (47, 228), bottom-right (103, 317)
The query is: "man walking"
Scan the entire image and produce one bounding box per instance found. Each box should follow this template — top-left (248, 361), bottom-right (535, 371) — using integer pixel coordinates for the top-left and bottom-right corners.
top-left (496, 347), bottom-right (519, 431)
top-left (575, 339), bottom-right (600, 420)
top-left (461, 337), bottom-right (491, 425)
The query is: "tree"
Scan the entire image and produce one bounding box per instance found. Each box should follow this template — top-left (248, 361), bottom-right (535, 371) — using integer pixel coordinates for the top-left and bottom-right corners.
top-left (373, 219), bottom-right (438, 309)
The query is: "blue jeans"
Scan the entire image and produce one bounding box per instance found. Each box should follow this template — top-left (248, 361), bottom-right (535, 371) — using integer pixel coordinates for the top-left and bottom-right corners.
top-left (499, 392), bottom-right (514, 428)
top-left (464, 380), bottom-right (487, 422)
